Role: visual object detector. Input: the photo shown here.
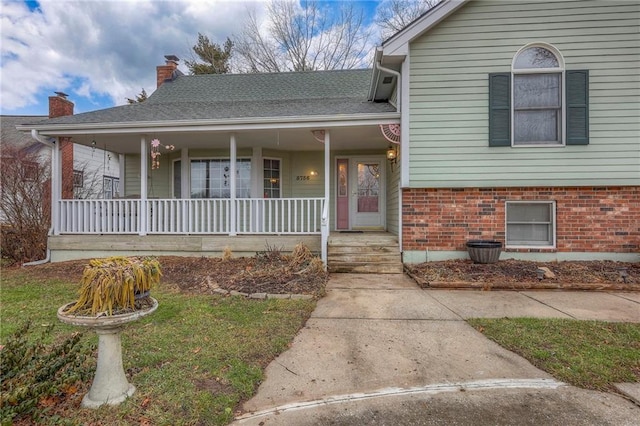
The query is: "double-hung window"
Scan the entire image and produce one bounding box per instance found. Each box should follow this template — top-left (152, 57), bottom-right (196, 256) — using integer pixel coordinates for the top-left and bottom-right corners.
top-left (513, 46), bottom-right (563, 145)
top-left (489, 43), bottom-right (589, 147)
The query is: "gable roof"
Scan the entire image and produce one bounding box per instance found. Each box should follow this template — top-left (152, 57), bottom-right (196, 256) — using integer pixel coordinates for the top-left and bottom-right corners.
top-left (21, 69), bottom-right (396, 131)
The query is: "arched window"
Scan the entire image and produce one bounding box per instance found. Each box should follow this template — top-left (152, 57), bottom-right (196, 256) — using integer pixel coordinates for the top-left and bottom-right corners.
top-left (512, 44), bottom-right (564, 145)
top-left (488, 44), bottom-right (589, 147)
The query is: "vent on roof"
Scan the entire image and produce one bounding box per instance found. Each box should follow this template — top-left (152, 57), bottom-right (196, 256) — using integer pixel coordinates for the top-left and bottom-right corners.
top-left (382, 76), bottom-right (394, 84)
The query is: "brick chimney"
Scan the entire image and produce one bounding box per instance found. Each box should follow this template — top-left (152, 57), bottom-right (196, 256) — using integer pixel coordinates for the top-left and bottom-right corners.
top-left (156, 55), bottom-right (180, 88)
top-left (48, 92), bottom-right (75, 199)
top-left (48, 91), bottom-right (74, 118)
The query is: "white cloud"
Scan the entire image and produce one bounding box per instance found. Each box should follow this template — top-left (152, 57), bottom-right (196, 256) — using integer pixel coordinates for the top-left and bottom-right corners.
top-left (0, 0), bottom-right (268, 113)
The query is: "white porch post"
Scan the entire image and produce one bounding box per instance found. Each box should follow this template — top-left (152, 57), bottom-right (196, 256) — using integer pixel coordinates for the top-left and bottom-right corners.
top-left (321, 130), bottom-right (331, 265)
top-left (139, 137), bottom-right (147, 236)
top-left (51, 139), bottom-right (61, 235)
top-left (118, 154), bottom-right (125, 197)
top-left (229, 133), bottom-right (237, 236)
top-left (180, 148), bottom-right (189, 198)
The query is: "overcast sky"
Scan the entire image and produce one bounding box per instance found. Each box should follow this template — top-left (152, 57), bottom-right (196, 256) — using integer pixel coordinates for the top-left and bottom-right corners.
top-left (0, 0), bottom-right (382, 116)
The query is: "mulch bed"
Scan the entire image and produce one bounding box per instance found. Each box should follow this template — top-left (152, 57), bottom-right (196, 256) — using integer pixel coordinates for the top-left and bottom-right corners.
top-left (405, 259), bottom-right (640, 291)
top-left (15, 255), bottom-right (639, 294)
top-left (18, 250), bottom-right (329, 298)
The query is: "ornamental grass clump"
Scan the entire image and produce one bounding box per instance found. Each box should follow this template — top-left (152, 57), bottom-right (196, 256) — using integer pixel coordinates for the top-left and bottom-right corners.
top-left (64, 256), bottom-right (161, 316)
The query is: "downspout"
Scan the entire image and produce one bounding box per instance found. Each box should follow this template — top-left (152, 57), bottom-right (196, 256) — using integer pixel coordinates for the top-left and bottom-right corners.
top-left (374, 61), bottom-right (401, 113)
top-left (31, 129), bottom-right (55, 148)
top-left (23, 228), bottom-right (53, 267)
top-left (23, 130), bottom-right (56, 266)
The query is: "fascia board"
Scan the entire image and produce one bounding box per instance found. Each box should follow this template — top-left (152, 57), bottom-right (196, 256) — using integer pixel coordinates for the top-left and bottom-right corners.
top-left (18, 113), bottom-right (401, 136)
top-left (382, 0), bottom-right (469, 57)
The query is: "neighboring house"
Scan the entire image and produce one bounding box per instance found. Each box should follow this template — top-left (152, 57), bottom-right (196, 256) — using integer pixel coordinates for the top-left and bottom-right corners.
top-left (2, 95), bottom-right (121, 203)
top-left (18, 0), bottom-right (639, 265)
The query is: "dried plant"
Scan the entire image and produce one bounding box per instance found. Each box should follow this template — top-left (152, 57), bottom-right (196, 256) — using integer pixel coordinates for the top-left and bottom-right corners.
top-left (64, 257), bottom-right (161, 316)
top-left (222, 247), bottom-right (233, 261)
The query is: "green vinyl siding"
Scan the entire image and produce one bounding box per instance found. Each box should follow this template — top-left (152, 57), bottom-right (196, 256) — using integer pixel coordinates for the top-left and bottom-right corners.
top-left (408, 0), bottom-right (640, 188)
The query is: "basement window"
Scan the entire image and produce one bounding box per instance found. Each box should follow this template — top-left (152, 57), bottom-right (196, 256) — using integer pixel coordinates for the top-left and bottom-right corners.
top-left (506, 201), bottom-right (556, 248)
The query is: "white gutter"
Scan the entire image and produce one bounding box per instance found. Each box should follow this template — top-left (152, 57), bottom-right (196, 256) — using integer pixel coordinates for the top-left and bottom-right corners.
top-left (17, 112), bottom-right (401, 135)
top-left (374, 61), bottom-right (401, 113)
top-left (30, 129), bottom-right (55, 147)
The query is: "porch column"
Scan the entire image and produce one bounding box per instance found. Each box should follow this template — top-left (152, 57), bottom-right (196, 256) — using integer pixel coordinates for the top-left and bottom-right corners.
top-left (321, 130), bottom-right (331, 265)
top-left (229, 133), bottom-right (237, 236)
top-left (139, 137), bottom-right (147, 236)
top-left (118, 154), bottom-right (125, 197)
top-left (180, 148), bottom-right (189, 198)
top-left (51, 139), bottom-right (61, 235)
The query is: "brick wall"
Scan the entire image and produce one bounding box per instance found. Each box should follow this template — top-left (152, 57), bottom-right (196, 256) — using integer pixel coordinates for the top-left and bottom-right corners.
top-left (402, 187), bottom-right (640, 253)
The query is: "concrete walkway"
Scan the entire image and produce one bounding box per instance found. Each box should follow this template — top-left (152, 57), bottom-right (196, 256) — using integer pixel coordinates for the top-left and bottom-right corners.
top-left (233, 274), bottom-right (640, 425)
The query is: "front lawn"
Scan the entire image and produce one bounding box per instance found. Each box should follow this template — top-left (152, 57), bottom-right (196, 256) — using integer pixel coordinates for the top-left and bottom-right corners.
top-left (469, 318), bottom-right (640, 391)
top-left (1, 267), bottom-right (315, 425)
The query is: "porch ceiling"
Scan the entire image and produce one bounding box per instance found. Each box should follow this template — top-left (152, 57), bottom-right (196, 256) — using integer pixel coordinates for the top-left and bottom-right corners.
top-left (62, 124), bottom-right (395, 154)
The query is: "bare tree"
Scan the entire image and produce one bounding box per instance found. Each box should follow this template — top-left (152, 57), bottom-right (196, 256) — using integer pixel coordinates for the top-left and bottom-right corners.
top-left (0, 146), bottom-right (50, 263)
top-left (376, 0), bottom-right (441, 40)
top-left (233, 0), bottom-right (373, 72)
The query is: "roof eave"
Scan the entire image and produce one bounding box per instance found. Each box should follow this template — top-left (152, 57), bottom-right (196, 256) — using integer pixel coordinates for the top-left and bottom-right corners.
top-left (17, 112), bottom-right (401, 136)
top-left (381, 0), bottom-right (470, 57)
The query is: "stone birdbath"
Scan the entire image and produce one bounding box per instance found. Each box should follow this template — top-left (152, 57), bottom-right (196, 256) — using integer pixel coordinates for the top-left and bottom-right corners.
top-left (57, 299), bottom-right (158, 408)
top-left (57, 256), bottom-right (161, 408)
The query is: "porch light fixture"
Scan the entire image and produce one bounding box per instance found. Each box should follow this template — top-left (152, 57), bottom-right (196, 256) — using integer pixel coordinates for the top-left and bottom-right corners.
top-left (386, 145), bottom-right (398, 171)
top-left (310, 170), bottom-right (318, 176)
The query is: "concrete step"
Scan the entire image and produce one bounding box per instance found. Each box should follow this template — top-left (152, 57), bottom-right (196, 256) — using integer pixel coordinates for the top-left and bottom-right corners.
top-left (328, 245), bottom-right (398, 254)
top-left (328, 261), bottom-right (404, 274)
top-left (328, 253), bottom-right (402, 263)
top-left (327, 233), bottom-right (402, 274)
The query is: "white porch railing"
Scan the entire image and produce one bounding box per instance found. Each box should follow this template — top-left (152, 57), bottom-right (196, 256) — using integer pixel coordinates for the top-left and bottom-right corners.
top-left (57, 198), bottom-right (324, 235)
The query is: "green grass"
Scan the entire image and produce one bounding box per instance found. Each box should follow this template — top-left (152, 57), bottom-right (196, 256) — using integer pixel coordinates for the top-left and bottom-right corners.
top-left (1, 269), bottom-right (315, 425)
top-left (468, 317), bottom-right (640, 391)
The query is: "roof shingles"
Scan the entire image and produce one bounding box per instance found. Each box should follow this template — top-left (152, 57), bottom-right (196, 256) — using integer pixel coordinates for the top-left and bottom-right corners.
top-left (31, 69), bottom-right (395, 127)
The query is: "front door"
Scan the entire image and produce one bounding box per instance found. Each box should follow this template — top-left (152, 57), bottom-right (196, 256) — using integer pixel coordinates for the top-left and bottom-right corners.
top-left (335, 157), bottom-right (385, 230)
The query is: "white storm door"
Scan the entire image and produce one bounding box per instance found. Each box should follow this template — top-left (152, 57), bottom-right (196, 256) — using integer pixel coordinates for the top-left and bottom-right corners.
top-left (351, 158), bottom-right (384, 229)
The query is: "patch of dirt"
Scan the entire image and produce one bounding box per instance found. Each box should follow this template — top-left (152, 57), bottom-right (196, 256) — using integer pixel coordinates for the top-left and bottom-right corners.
top-left (406, 259), bottom-right (640, 291)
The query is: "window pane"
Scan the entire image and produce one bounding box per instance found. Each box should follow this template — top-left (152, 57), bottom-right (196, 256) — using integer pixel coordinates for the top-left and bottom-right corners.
top-left (507, 224), bottom-right (551, 244)
top-left (514, 110), bottom-right (560, 143)
top-left (506, 203), bottom-right (554, 246)
top-left (263, 159), bottom-right (281, 198)
top-left (507, 203), bottom-right (551, 222)
top-left (513, 47), bottom-right (559, 69)
top-left (514, 74), bottom-right (560, 108)
top-left (190, 159), bottom-right (251, 198)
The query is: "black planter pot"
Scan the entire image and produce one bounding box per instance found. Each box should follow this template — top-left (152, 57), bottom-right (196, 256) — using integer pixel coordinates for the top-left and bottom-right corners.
top-left (466, 240), bottom-right (502, 264)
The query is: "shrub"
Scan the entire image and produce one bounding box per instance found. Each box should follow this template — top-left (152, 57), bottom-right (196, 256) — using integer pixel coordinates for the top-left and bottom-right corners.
top-left (0, 146), bottom-right (51, 264)
top-left (0, 322), bottom-right (94, 425)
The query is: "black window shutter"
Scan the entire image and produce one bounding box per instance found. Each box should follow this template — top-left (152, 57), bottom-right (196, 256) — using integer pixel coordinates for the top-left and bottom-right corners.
top-left (566, 70), bottom-right (589, 145)
top-left (489, 73), bottom-right (511, 146)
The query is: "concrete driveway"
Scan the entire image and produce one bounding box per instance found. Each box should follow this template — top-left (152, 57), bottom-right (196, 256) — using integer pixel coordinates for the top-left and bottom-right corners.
top-left (234, 274), bottom-right (640, 425)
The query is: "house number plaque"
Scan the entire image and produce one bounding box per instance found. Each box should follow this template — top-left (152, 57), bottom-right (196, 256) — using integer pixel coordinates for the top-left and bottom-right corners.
top-left (296, 175), bottom-right (310, 181)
